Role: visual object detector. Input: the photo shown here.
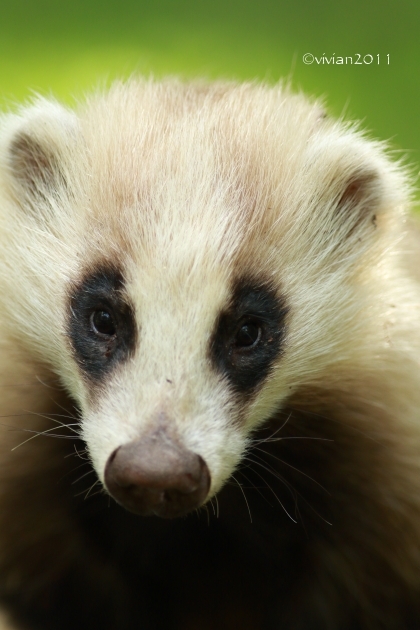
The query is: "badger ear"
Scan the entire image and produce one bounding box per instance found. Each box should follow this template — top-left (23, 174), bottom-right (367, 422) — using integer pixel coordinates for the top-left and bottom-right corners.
top-left (2, 100), bottom-right (78, 216)
top-left (305, 131), bottom-right (408, 249)
top-left (334, 169), bottom-right (381, 236)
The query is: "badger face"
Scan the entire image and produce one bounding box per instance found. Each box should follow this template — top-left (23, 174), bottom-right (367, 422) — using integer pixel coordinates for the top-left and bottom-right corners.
top-left (67, 258), bottom-right (288, 517)
top-left (0, 80), bottom-right (406, 518)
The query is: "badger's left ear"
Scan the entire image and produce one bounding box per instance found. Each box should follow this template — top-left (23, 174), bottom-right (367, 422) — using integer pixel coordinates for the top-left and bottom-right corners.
top-left (304, 130), bottom-right (409, 249)
top-left (0, 99), bottom-right (79, 218)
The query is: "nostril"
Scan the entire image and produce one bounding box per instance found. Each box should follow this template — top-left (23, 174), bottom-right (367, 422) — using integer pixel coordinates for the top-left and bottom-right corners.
top-left (107, 446), bottom-right (119, 466)
top-left (104, 435), bottom-right (211, 518)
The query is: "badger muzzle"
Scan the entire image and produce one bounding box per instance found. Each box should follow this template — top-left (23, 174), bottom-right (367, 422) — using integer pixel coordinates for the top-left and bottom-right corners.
top-left (104, 429), bottom-right (211, 518)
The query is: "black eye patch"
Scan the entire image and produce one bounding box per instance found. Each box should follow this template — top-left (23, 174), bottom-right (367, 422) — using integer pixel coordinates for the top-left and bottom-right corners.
top-left (210, 277), bottom-right (289, 395)
top-left (68, 264), bottom-right (137, 382)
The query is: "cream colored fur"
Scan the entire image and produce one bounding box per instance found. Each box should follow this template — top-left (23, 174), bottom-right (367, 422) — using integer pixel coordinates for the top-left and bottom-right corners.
top-left (0, 78), bottom-right (419, 628)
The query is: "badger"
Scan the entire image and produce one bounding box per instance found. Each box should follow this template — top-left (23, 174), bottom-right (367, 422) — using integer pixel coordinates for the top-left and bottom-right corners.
top-left (0, 78), bottom-right (419, 630)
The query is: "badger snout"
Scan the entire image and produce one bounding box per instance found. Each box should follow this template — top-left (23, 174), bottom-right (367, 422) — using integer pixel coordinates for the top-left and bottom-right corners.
top-left (104, 432), bottom-right (211, 518)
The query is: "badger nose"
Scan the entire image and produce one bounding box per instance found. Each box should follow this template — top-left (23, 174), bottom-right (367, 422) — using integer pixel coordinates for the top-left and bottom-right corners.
top-left (104, 434), bottom-right (211, 518)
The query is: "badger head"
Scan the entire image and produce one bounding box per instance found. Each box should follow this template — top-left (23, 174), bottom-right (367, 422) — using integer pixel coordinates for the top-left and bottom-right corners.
top-left (0, 80), bottom-right (408, 518)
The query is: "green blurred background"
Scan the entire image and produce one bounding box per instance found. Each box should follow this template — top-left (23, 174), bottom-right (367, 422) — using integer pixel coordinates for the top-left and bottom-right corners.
top-left (1, 0), bottom-right (419, 191)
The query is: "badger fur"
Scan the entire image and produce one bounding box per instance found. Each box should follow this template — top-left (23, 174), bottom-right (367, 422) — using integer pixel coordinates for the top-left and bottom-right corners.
top-left (0, 78), bottom-right (419, 629)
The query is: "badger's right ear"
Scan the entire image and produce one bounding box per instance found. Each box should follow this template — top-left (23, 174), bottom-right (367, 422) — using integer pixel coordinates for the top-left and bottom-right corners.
top-left (1, 99), bottom-right (78, 217)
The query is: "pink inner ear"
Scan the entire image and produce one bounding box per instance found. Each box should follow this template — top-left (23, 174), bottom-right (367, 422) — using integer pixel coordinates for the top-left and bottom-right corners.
top-left (337, 171), bottom-right (379, 213)
top-left (334, 170), bottom-right (381, 238)
top-left (9, 132), bottom-right (57, 197)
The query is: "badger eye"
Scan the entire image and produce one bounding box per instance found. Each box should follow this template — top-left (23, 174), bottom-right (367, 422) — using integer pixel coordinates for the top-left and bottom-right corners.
top-left (91, 310), bottom-right (116, 337)
top-left (234, 321), bottom-right (261, 348)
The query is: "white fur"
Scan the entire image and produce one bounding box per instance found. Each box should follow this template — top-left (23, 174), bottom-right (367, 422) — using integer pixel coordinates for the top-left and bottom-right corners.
top-left (0, 78), bottom-right (417, 501)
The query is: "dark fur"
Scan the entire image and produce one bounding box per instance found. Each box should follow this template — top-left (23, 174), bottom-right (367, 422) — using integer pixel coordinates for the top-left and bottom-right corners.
top-left (68, 264), bottom-right (137, 383)
top-left (210, 277), bottom-right (288, 396)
